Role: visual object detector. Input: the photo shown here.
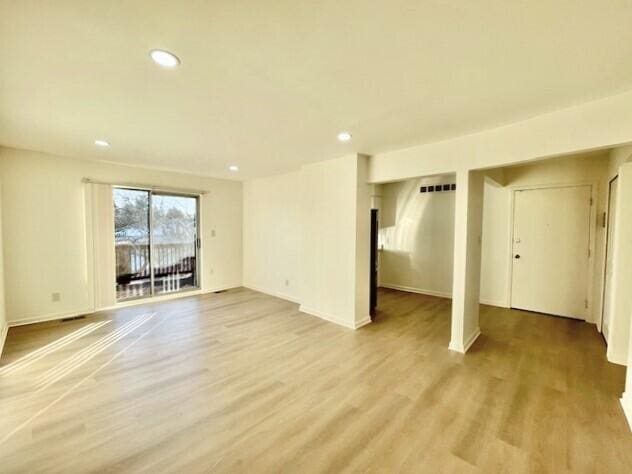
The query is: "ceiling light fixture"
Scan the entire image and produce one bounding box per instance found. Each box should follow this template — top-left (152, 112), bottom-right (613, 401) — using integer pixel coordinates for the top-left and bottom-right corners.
top-left (94, 139), bottom-right (110, 147)
top-left (337, 131), bottom-right (352, 142)
top-left (149, 49), bottom-right (180, 68)
top-left (228, 165), bottom-right (239, 172)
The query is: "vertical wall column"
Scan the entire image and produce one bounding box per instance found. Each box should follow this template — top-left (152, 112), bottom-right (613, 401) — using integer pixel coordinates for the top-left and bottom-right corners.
top-left (298, 153), bottom-right (371, 329)
top-left (614, 162), bottom-right (632, 430)
top-left (608, 162), bottom-right (632, 365)
top-left (449, 169), bottom-right (484, 353)
top-left (623, 340), bottom-right (632, 430)
top-left (353, 155), bottom-right (372, 328)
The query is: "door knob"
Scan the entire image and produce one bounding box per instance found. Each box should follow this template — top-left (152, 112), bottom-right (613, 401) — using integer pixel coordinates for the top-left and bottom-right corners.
top-left (514, 254), bottom-right (521, 259)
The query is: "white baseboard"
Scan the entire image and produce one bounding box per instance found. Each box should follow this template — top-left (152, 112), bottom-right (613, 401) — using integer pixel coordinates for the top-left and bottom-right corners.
top-left (380, 283), bottom-right (508, 308)
top-left (8, 284), bottom-right (242, 328)
top-left (100, 284), bottom-right (240, 312)
top-left (380, 283), bottom-right (451, 299)
top-left (299, 305), bottom-right (370, 330)
top-left (0, 322), bottom-right (8, 359)
top-left (621, 392), bottom-right (632, 432)
top-left (243, 284), bottom-right (301, 304)
top-left (449, 328), bottom-right (481, 353)
top-left (479, 298), bottom-right (509, 308)
top-left (354, 315), bottom-right (372, 329)
top-left (607, 348), bottom-right (628, 366)
top-left (8, 308), bottom-right (95, 327)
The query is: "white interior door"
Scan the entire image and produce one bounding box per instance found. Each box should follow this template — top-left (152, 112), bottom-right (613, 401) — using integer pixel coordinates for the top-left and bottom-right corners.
top-left (601, 177), bottom-right (618, 342)
top-left (511, 185), bottom-right (591, 319)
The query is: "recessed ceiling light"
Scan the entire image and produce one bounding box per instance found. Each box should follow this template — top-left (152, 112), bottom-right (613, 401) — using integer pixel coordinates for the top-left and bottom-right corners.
top-left (94, 139), bottom-right (110, 147)
top-left (149, 49), bottom-right (180, 68)
top-left (228, 165), bottom-right (239, 172)
top-left (337, 131), bottom-right (352, 142)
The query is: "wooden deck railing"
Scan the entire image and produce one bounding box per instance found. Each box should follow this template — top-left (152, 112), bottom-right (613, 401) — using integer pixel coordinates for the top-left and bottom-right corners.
top-left (115, 242), bottom-right (196, 280)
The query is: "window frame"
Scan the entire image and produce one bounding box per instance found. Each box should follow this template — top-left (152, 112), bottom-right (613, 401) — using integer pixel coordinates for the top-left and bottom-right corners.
top-left (113, 185), bottom-right (201, 302)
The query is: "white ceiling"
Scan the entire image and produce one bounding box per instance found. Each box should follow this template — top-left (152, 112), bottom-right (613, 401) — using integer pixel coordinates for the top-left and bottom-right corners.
top-left (2, 1), bottom-right (632, 180)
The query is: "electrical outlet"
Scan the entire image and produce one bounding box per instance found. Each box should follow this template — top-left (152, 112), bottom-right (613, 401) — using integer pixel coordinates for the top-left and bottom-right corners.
top-left (211, 229), bottom-right (216, 237)
top-left (285, 279), bottom-right (289, 286)
top-left (52, 292), bottom-right (61, 302)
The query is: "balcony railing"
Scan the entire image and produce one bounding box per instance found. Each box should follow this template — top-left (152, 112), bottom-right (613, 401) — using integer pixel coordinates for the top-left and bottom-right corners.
top-left (115, 242), bottom-right (197, 299)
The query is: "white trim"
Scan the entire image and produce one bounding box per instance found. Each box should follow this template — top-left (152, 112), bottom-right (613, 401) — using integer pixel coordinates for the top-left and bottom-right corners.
top-left (244, 287), bottom-right (370, 329)
top-left (243, 284), bottom-right (301, 304)
top-left (607, 348), bottom-right (628, 366)
top-left (82, 178), bottom-right (207, 196)
top-left (0, 322), bottom-right (8, 359)
top-left (98, 284), bottom-right (239, 312)
top-left (449, 328), bottom-right (481, 353)
top-left (599, 175), bottom-right (619, 337)
top-left (8, 308), bottom-right (95, 327)
top-left (507, 182), bottom-right (597, 322)
top-left (480, 298), bottom-right (509, 308)
top-left (299, 305), bottom-right (370, 330)
top-left (621, 392), bottom-right (632, 432)
top-left (354, 315), bottom-right (372, 329)
top-left (7, 285), bottom-right (241, 327)
top-left (379, 283), bottom-right (451, 299)
top-left (380, 284), bottom-right (507, 308)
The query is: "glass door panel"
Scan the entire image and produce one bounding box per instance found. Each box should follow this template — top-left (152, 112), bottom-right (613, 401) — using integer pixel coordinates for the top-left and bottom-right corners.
top-left (151, 194), bottom-right (199, 294)
top-left (114, 188), bottom-right (151, 300)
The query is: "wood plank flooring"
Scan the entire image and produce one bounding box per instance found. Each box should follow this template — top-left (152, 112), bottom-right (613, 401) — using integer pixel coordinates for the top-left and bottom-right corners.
top-left (0, 287), bottom-right (630, 473)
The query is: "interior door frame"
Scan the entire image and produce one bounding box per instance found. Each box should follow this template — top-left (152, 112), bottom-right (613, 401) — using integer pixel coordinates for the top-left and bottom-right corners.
top-left (506, 181), bottom-right (597, 320)
top-left (370, 208), bottom-right (379, 317)
top-left (600, 175), bottom-right (619, 338)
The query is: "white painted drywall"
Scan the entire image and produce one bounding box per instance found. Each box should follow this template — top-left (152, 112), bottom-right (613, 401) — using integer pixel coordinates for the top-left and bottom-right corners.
top-left (0, 147), bottom-right (243, 325)
top-left (369, 89), bottom-right (632, 183)
top-left (608, 144), bottom-right (632, 180)
top-left (376, 152), bottom-right (610, 319)
top-left (606, 145), bottom-right (632, 366)
top-left (298, 154), bottom-right (370, 328)
top-left (379, 176), bottom-right (456, 298)
top-left (354, 155), bottom-right (371, 326)
top-left (243, 171), bottom-right (301, 302)
top-left (0, 179), bottom-right (7, 355)
top-left (504, 152), bottom-right (609, 325)
top-left (480, 180), bottom-right (511, 306)
top-left (450, 170), bottom-right (484, 352)
top-left (608, 162), bottom-right (632, 365)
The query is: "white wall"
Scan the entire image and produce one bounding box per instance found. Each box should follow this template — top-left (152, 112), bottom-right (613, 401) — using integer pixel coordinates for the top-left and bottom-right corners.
top-left (378, 176), bottom-right (456, 298)
top-left (376, 152), bottom-right (610, 318)
top-left (243, 171), bottom-right (301, 302)
top-left (369, 88), bottom-right (632, 183)
top-left (354, 156), bottom-right (371, 325)
top-left (479, 179), bottom-right (510, 306)
top-left (377, 174), bottom-right (509, 307)
top-left (299, 154), bottom-right (370, 329)
top-left (0, 147), bottom-right (243, 325)
top-left (606, 145), bottom-right (632, 366)
top-left (608, 144), bottom-right (632, 180)
top-left (0, 179), bottom-right (7, 354)
top-left (242, 154), bottom-right (370, 329)
top-left (609, 161), bottom-right (632, 365)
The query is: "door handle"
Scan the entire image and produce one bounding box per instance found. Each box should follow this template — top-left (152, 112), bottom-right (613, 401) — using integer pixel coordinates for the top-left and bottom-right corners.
top-left (514, 254), bottom-right (521, 259)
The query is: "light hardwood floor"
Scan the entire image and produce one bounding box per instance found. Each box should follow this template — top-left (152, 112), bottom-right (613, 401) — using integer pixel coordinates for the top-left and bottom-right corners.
top-left (0, 287), bottom-right (630, 473)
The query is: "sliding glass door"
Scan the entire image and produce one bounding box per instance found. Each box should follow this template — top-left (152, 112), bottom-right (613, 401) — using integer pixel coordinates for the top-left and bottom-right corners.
top-left (114, 188), bottom-right (199, 301)
top-left (151, 193), bottom-right (198, 294)
top-left (114, 189), bottom-right (152, 299)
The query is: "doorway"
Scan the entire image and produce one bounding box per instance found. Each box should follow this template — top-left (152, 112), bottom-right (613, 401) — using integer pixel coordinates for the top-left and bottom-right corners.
top-left (370, 209), bottom-right (379, 317)
top-left (113, 188), bottom-right (200, 301)
top-left (601, 176), bottom-right (618, 342)
top-left (510, 185), bottom-right (592, 319)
